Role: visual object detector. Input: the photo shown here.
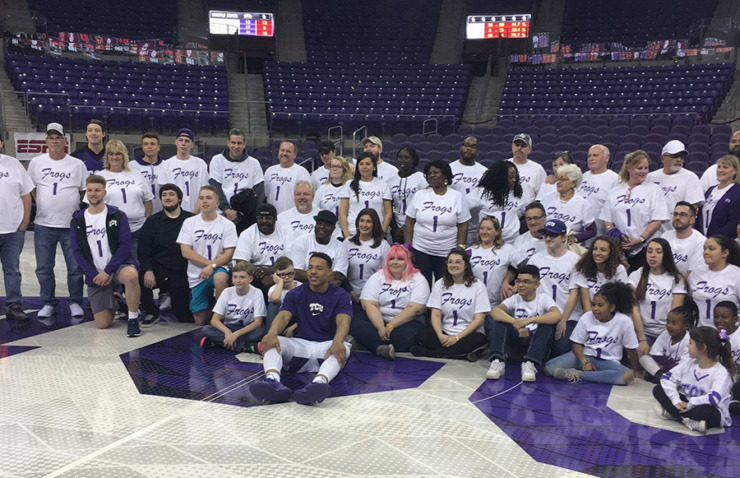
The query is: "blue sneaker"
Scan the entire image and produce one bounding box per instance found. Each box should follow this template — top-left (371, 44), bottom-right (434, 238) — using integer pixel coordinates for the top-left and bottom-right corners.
top-left (127, 319), bottom-right (141, 337)
top-left (293, 381), bottom-right (331, 406)
top-left (250, 379), bottom-right (292, 404)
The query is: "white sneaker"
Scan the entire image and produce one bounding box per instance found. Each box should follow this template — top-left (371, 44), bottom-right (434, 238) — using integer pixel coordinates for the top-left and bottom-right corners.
top-left (37, 305), bottom-right (55, 318)
top-left (682, 417), bottom-right (707, 434)
top-left (158, 294), bottom-right (172, 311)
top-left (654, 405), bottom-right (674, 421)
top-left (69, 303), bottom-right (84, 318)
top-left (486, 359), bottom-right (505, 380)
top-left (521, 361), bottom-right (537, 382)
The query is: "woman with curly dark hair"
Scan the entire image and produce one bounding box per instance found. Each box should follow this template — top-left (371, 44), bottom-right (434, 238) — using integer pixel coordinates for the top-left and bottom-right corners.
top-left (572, 236), bottom-right (629, 312)
top-left (471, 160), bottom-right (533, 244)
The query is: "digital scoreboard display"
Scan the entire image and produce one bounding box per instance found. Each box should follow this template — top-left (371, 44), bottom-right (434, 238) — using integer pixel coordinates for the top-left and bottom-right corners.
top-left (466, 14), bottom-right (531, 39)
top-left (208, 11), bottom-right (274, 36)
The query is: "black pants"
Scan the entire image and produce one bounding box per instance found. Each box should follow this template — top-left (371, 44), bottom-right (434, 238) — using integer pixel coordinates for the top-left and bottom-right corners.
top-left (652, 384), bottom-right (722, 429)
top-left (416, 325), bottom-right (487, 359)
top-left (412, 248), bottom-right (447, 288)
top-left (139, 269), bottom-right (193, 323)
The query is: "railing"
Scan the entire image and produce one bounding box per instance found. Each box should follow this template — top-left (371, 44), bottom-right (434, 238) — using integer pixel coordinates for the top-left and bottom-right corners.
top-left (269, 111), bottom-right (460, 136)
top-left (351, 125), bottom-right (367, 162)
top-left (422, 118), bottom-right (438, 135)
top-left (327, 125), bottom-right (343, 156)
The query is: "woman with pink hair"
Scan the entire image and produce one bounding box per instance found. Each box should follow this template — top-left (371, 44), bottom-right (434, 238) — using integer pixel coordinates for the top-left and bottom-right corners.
top-left (353, 244), bottom-right (431, 359)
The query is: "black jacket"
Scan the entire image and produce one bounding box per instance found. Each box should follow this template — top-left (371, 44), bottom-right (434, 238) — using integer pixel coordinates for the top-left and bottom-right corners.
top-left (137, 208), bottom-right (195, 275)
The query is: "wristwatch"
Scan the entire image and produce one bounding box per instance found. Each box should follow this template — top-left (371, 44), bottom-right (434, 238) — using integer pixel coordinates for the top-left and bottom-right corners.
top-left (211, 263), bottom-right (218, 270)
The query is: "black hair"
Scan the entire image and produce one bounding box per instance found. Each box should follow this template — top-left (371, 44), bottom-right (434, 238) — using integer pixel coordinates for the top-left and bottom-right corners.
top-left (714, 300), bottom-right (738, 317)
top-left (524, 201), bottom-right (546, 215)
top-left (349, 208), bottom-right (384, 248)
top-left (478, 160), bottom-right (523, 207)
top-left (516, 264), bottom-right (540, 280)
top-left (707, 235), bottom-right (740, 267)
top-left (159, 183), bottom-right (183, 202)
top-left (669, 297), bottom-right (699, 329)
top-left (317, 140), bottom-right (336, 152)
top-left (635, 238), bottom-right (682, 301)
top-left (309, 252), bottom-right (333, 269)
top-left (397, 146), bottom-right (420, 168)
top-left (575, 235), bottom-right (626, 281)
top-left (442, 247), bottom-right (476, 288)
top-left (553, 151), bottom-right (574, 165)
top-left (141, 132), bottom-right (159, 142)
top-left (593, 281), bottom-right (634, 316)
top-left (228, 128), bottom-right (246, 141)
top-left (350, 151), bottom-right (378, 199)
top-left (690, 326), bottom-right (735, 378)
top-left (423, 159), bottom-right (454, 185)
top-left (673, 200), bottom-right (696, 216)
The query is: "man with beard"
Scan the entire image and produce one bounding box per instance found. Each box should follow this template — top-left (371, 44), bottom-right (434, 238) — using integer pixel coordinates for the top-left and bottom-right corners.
top-left (661, 201), bottom-right (706, 278)
top-left (700, 131), bottom-right (740, 192)
top-left (233, 203), bottom-right (288, 292)
top-left (288, 210), bottom-right (348, 287)
top-left (646, 140), bottom-right (704, 234)
top-left (137, 183), bottom-right (195, 326)
top-left (264, 141), bottom-right (311, 215)
top-left (277, 181), bottom-right (316, 238)
top-left (450, 136), bottom-right (488, 244)
top-left (506, 133), bottom-right (544, 196)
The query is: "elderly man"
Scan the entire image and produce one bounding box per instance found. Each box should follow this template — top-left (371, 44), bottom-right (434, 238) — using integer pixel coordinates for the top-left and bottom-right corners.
top-left (277, 180), bottom-right (316, 238)
top-left (264, 141), bottom-right (311, 215)
top-left (577, 144), bottom-right (619, 240)
top-left (646, 140), bottom-right (704, 233)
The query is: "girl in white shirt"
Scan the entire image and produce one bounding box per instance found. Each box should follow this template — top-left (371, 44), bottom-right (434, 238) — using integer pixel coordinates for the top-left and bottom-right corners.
top-left (355, 244), bottom-right (430, 358)
top-left (339, 152), bottom-right (392, 237)
top-left (545, 281), bottom-right (641, 385)
top-left (343, 208), bottom-right (391, 302)
top-left (411, 248), bottom-right (490, 360)
top-left (654, 326), bottom-right (734, 434)
top-left (639, 301), bottom-right (698, 382)
top-left (688, 235), bottom-right (740, 327)
top-left (712, 301), bottom-right (740, 414)
top-left (572, 235), bottom-right (629, 311)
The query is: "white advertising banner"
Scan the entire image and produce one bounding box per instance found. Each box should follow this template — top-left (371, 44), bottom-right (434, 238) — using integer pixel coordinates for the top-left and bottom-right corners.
top-left (14, 132), bottom-right (71, 162)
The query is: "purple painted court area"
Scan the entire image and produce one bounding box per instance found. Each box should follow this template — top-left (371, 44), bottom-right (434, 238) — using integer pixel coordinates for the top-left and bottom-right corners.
top-left (120, 330), bottom-right (445, 407)
top-left (471, 369), bottom-right (740, 477)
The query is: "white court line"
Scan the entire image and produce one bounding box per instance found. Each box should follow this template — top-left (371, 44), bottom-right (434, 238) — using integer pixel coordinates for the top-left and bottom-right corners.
top-left (469, 381), bottom-right (524, 404)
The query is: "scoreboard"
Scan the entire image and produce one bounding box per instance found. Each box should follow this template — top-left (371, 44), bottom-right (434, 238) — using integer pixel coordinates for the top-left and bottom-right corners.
top-left (208, 11), bottom-right (274, 37)
top-left (466, 14), bottom-right (531, 39)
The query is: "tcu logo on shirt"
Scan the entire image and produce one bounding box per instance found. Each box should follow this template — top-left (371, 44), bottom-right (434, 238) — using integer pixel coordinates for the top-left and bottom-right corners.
top-left (41, 168), bottom-right (72, 180)
top-left (587, 331), bottom-right (618, 347)
top-left (172, 168), bottom-right (199, 180)
top-left (380, 282), bottom-right (409, 297)
top-left (224, 169), bottom-right (251, 180)
top-left (694, 281), bottom-right (730, 299)
top-left (108, 219), bottom-right (118, 228)
top-left (309, 303), bottom-right (324, 315)
top-left (193, 230), bottom-right (223, 242)
top-left (538, 266), bottom-right (569, 283)
top-left (348, 248), bottom-right (381, 263)
top-left (422, 202), bottom-right (453, 214)
top-left (441, 292), bottom-right (473, 307)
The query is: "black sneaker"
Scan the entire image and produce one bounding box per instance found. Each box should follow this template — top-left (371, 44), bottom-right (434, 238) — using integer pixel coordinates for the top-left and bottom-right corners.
top-left (127, 319), bottom-right (141, 337)
top-left (241, 342), bottom-right (261, 354)
top-left (199, 337), bottom-right (220, 349)
top-left (6, 303), bottom-right (29, 321)
top-left (730, 400), bottom-right (740, 416)
top-left (140, 314), bottom-right (160, 328)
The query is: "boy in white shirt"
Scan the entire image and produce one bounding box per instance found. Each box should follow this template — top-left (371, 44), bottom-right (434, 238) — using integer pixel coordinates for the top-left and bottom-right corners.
top-left (157, 128), bottom-right (209, 213)
top-left (177, 185), bottom-right (238, 326)
top-left (487, 265), bottom-right (561, 382)
top-left (200, 261), bottom-right (266, 353)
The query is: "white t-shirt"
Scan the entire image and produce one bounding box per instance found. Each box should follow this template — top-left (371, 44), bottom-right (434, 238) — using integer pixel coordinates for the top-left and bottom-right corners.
top-left (700, 164), bottom-right (719, 193)
top-left (650, 329), bottom-right (690, 365)
top-left (507, 158), bottom-right (546, 195)
top-left (212, 285), bottom-right (266, 327)
top-left (469, 186), bottom-right (534, 244)
top-left (427, 279), bottom-right (490, 335)
top-left (129, 158), bottom-right (164, 214)
top-left (449, 160), bottom-right (487, 195)
top-left (313, 183), bottom-right (344, 218)
top-left (267, 281), bottom-right (302, 303)
top-left (646, 168), bottom-right (705, 233)
top-left (500, 292), bottom-right (557, 333)
top-left (528, 249), bottom-right (582, 322)
top-left (628, 268), bottom-right (687, 337)
top-left (376, 161), bottom-right (398, 184)
top-left (84, 206), bottom-right (112, 272)
top-left (208, 153), bottom-right (264, 203)
top-left (467, 243), bottom-right (526, 305)
top-left (157, 156), bottom-right (209, 213)
top-left (310, 166), bottom-right (330, 191)
top-left (343, 239), bottom-right (391, 293)
top-left (688, 263), bottom-right (740, 327)
top-left (388, 172), bottom-right (428, 228)
top-left (514, 231), bottom-right (546, 260)
top-left (288, 234), bottom-right (349, 276)
top-left (599, 181), bottom-right (670, 256)
top-left (96, 170), bottom-right (153, 232)
top-left (277, 207), bottom-right (315, 238)
top-left (339, 178), bottom-right (392, 235)
top-left (539, 191), bottom-right (595, 234)
top-left (360, 270), bottom-right (431, 323)
top-left (661, 229), bottom-right (706, 276)
top-left (571, 311), bottom-right (639, 361)
top-left (662, 359), bottom-right (733, 427)
top-left (263, 163), bottom-right (312, 215)
top-left (0, 154), bottom-right (34, 233)
top-left (233, 223), bottom-right (288, 267)
top-left (28, 153), bottom-right (87, 228)
top-left (578, 169), bottom-right (619, 240)
top-left (728, 327), bottom-right (740, 372)
top-left (571, 265), bottom-right (629, 301)
top-left (701, 184), bottom-right (732, 236)
top-left (176, 214), bottom-right (238, 287)
top-left (406, 187), bottom-right (471, 256)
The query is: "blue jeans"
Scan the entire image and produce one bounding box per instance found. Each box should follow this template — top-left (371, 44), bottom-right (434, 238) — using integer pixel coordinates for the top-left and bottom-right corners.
top-left (0, 230), bottom-right (26, 305)
top-left (544, 351), bottom-right (632, 385)
top-left (34, 225), bottom-right (83, 305)
top-left (202, 322), bottom-right (265, 351)
top-left (487, 315), bottom-right (554, 365)
top-left (551, 320), bottom-right (578, 358)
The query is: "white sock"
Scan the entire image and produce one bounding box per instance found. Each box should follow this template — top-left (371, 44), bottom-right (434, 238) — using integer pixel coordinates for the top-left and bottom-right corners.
top-left (263, 348), bottom-right (283, 380)
top-left (316, 355), bottom-right (342, 383)
top-left (639, 355), bottom-right (661, 376)
top-left (312, 375), bottom-right (328, 384)
top-left (128, 311), bottom-right (138, 320)
top-left (265, 371), bottom-right (281, 381)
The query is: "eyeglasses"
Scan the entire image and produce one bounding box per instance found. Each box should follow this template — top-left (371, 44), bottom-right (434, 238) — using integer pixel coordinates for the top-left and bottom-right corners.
top-left (276, 271), bottom-right (295, 278)
top-left (555, 176), bottom-right (570, 182)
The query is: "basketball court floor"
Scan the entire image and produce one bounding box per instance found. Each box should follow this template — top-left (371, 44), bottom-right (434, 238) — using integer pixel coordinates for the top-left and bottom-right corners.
top-left (1, 234), bottom-right (739, 477)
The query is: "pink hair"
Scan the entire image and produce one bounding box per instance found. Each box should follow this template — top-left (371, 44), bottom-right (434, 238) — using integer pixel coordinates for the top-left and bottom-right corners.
top-left (382, 244), bottom-right (419, 282)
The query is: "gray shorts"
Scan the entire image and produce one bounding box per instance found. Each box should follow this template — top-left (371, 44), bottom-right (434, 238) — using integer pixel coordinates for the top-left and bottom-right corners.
top-left (88, 264), bottom-right (137, 314)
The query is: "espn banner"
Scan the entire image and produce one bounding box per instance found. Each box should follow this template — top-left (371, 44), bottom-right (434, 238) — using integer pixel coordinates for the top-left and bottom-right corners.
top-left (14, 132), bottom-right (71, 161)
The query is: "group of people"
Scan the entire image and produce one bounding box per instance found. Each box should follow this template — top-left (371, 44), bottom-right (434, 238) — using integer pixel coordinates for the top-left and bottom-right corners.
top-left (1, 121), bottom-right (739, 417)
